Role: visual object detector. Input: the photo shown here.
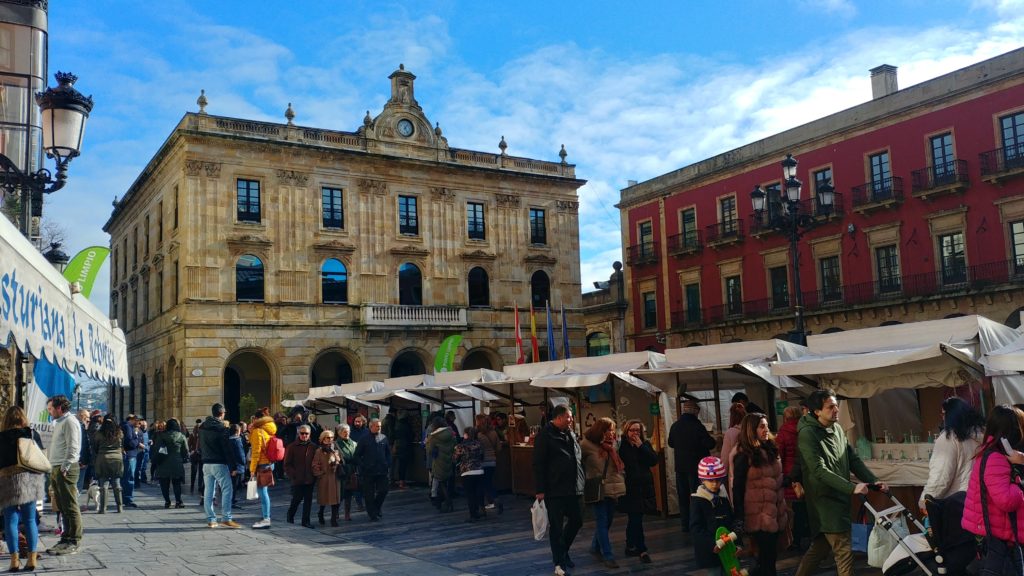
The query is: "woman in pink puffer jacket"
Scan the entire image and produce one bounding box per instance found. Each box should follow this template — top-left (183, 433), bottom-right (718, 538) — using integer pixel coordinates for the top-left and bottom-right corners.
top-left (961, 405), bottom-right (1024, 573)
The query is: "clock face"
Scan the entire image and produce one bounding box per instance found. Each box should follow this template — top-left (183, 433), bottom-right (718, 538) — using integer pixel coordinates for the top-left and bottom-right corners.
top-left (397, 119), bottom-right (414, 137)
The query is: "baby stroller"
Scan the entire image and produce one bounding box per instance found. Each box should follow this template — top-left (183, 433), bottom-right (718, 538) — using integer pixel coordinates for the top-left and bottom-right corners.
top-left (924, 491), bottom-right (977, 575)
top-left (862, 486), bottom-right (936, 575)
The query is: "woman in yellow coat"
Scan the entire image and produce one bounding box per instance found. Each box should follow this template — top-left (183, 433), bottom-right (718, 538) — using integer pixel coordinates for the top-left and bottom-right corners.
top-left (248, 408), bottom-right (277, 529)
top-left (313, 429), bottom-right (342, 526)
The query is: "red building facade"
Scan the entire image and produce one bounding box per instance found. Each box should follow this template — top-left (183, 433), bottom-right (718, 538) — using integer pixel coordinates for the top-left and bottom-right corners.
top-left (619, 49), bottom-right (1024, 351)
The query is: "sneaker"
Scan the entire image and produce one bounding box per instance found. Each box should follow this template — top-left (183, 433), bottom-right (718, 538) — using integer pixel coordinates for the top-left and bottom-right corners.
top-left (553, 566), bottom-right (568, 576)
top-left (207, 522), bottom-right (218, 528)
top-left (52, 542), bottom-right (79, 556)
top-left (252, 518), bottom-right (271, 529)
top-left (125, 502), bottom-right (139, 509)
top-left (221, 520), bottom-right (242, 529)
top-left (484, 503), bottom-right (496, 510)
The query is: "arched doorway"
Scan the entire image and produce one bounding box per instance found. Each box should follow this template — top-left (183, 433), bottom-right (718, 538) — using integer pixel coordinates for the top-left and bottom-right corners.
top-left (224, 351), bottom-right (273, 425)
top-left (390, 350), bottom-right (426, 378)
top-left (311, 350), bottom-right (355, 387)
top-left (462, 348), bottom-right (500, 371)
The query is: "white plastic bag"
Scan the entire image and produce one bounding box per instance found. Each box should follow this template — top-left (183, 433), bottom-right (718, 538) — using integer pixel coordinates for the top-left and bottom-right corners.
top-left (868, 516), bottom-right (908, 568)
top-left (531, 499), bottom-right (549, 541)
top-left (246, 478), bottom-right (258, 501)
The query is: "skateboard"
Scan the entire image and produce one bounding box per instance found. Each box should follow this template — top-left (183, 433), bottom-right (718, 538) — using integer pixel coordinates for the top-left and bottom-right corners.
top-left (714, 527), bottom-right (748, 576)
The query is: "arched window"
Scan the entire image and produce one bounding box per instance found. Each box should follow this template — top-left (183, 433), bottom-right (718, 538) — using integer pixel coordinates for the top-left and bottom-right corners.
top-left (322, 258), bottom-right (348, 303)
top-left (399, 262), bottom-right (422, 305)
top-left (531, 270), bottom-right (550, 309)
top-left (236, 254), bottom-right (264, 302)
top-left (468, 267), bottom-right (490, 307)
top-left (587, 332), bottom-right (610, 357)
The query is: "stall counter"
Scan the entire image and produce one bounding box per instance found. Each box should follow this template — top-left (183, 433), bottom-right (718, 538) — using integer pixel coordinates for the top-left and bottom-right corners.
top-left (511, 443), bottom-right (535, 496)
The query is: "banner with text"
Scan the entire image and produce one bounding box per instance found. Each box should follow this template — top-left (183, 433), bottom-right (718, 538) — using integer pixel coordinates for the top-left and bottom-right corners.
top-left (63, 246), bottom-right (110, 299)
top-left (434, 334), bottom-right (463, 373)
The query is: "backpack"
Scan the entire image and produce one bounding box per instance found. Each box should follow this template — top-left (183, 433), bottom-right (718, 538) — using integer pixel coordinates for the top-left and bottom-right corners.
top-left (265, 436), bottom-right (286, 462)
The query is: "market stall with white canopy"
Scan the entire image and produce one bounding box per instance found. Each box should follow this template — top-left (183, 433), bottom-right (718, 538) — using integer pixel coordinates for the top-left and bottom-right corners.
top-left (981, 331), bottom-right (1024, 373)
top-left (0, 214), bottom-right (128, 428)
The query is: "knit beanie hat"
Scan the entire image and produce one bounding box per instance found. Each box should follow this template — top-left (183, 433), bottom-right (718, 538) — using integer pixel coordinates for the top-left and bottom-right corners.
top-left (697, 456), bottom-right (726, 480)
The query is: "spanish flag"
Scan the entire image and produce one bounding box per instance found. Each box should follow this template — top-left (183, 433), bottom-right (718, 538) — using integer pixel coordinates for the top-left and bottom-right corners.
top-left (514, 302), bottom-right (525, 365)
top-left (529, 303), bottom-right (540, 362)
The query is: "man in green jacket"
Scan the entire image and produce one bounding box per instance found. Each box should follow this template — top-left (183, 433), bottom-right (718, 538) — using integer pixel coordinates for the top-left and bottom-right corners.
top-left (795, 389), bottom-right (886, 576)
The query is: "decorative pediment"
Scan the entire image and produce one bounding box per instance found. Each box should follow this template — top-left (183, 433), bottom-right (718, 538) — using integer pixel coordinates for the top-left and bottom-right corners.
top-left (496, 194), bottom-right (520, 208)
top-left (312, 240), bottom-right (357, 254)
top-left (431, 187), bottom-right (456, 203)
top-left (226, 234), bottom-right (273, 254)
top-left (358, 179), bottom-right (389, 196)
top-left (389, 244), bottom-right (430, 257)
top-left (461, 249), bottom-right (497, 261)
top-left (276, 169), bottom-right (309, 187)
top-left (557, 200), bottom-right (579, 213)
top-left (359, 65), bottom-right (449, 151)
top-left (184, 160), bottom-right (221, 178)
top-left (524, 254), bottom-right (558, 265)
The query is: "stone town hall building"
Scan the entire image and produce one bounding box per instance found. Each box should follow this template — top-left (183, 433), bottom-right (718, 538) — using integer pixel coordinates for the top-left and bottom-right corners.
top-left (104, 66), bottom-right (586, 423)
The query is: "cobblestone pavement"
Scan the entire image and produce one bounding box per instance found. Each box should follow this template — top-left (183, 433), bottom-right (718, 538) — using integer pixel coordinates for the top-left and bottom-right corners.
top-left (10, 477), bottom-right (884, 575)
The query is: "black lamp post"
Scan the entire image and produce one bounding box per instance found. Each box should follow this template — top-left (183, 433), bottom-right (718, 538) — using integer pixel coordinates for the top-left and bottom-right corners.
top-left (0, 71), bottom-right (93, 239)
top-left (750, 154), bottom-right (835, 346)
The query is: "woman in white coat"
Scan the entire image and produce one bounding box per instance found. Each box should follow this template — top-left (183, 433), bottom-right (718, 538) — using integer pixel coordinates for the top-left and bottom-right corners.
top-left (919, 396), bottom-right (984, 513)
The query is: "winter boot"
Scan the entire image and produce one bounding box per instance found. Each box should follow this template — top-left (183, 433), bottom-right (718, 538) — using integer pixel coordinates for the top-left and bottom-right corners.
top-left (114, 485), bottom-right (124, 513)
top-left (330, 505), bottom-right (340, 527)
top-left (98, 486), bottom-right (107, 514)
top-left (318, 507), bottom-right (326, 526)
top-left (344, 500), bottom-right (351, 521)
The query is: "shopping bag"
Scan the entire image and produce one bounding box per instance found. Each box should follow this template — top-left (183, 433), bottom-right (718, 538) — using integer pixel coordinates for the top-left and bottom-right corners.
top-left (531, 499), bottom-right (549, 541)
top-left (868, 515), bottom-right (908, 567)
top-left (246, 479), bottom-right (258, 501)
top-left (852, 503), bottom-right (872, 553)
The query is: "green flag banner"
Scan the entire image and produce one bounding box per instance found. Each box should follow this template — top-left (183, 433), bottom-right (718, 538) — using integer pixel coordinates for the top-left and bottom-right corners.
top-left (63, 246), bottom-right (110, 299)
top-left (434, 334), bottom-right (463, 373)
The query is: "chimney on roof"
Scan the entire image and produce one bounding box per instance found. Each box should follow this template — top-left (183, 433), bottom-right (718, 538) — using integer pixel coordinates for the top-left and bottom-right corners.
top-left (870, 64), bottom-right (898, 99)
top-left (627, 179), bottom-right (638, 187)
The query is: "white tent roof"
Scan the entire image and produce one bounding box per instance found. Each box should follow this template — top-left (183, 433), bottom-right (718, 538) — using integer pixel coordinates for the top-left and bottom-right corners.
top-left (633, 339), bottom-right (806, 392)
top-left (433, 368), bottom-right (509, 386)
top-left (981, 332), bottom-right (1024, 372)
top-left (301, 381), bottom-right (385, 409)
top-left (0, 215), bottom-right (129, 386)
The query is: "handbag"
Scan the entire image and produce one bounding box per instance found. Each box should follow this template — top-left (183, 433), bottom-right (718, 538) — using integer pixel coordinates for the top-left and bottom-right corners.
top-left (17, 437), bottom-right (51, 474)
top-left (851, 502), bottom-right (872, 553)
top-left (584, 457), bottom-right (610, 504)
top-left (256, 465), bottom-right (275, 488)
top-left (246, 478), bottom-right (258, 500)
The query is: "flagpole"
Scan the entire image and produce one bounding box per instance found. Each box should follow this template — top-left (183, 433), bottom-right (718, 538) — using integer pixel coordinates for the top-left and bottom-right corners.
top-left (514, 301), bottom-right (525, 364)
top-left (561, 303), bottom-right (571, 360)
top-left (529, 302), bottom-right (539, 362)
top-left (546, 300), bottom-right (557, 361)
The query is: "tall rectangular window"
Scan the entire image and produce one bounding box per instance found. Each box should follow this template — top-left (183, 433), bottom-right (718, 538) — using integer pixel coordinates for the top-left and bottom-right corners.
top-left (173, 186), bottom-right (179, 229)
top-left (680, 208), bottom-right (697, 248)
top-left (638, 220), bottom-right (653, 258)
top-left (157, 201), bottom-right (163, 244)
top-left (172, 260), bottom-right (179, 305)
top-left (132, 227), bottom-right (138, 269)
top-left (322, 187), bottom-right (344, 229)
top-left (684, 283), bottom-right (701, 324)
top-left (930, 133), bottom-right (954, 180)
top-left (939, 232), bottom-right (966, 285)
top-left (875, 245), bottom-right (902, 293)
top-left (142, 277), bottom-right (150, 323)
top-left (1012, 221), bottom-right (1024, 275)
top-left (530, 208), bottom-right (547, 245)
top-left (111, 248), bottom-right (117, 282)
top-left (642, 291), bottom-right (657, 329)
top-left (820, 256), bottom-right (842, 301)
top-left (1002, 112), bottom-right (1024, 168)
top-left (725, 276), bottom-right (742, 316)
top-left (870, 151), bottom-right (892, 199)
top-left (764, 182), bottom-right (783, 221)
top-left (720, 196), bottom-right (737, 235)
top-left (770, 266), bottom-right (789, 310)
top-left (814, 168), bottom-right (833, 191)
top-left (144, 215), bottom-right (150, 257)
top-left (156, 271), bottom-right (163, 313)
top-left (237, 179), bottom-right (261, 223)
top-left (398, 195), bottom-right (418, 235)
top-left (467, 202), bottom-right (485, 240)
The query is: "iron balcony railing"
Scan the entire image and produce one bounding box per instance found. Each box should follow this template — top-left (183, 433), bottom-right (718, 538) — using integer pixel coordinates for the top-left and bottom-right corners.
top-left (671, 308), bottom-right (704, 330)
top-left (748, 193), bottom-right (845, 235)
top-left (686, 259), bottom-right (1022, 329)
top-left (851, 177), bottom-right (904, 208)
top-left (911, 159), bottom-right (969, 193)
top-left (667, 230), bottom-right (703, 256)
top-left (705, 219), bottom-right (744, 244)
top-left (627, 241), bottom-right (659, 266)
top-left (980, 144), bottom-right (1024, 177)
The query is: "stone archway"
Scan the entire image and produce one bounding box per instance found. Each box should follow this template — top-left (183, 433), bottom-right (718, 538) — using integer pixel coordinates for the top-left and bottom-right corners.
top-left (390, 349), bottom-right (427, 378)
top-left (461, 347), bottom-right (502, 371)
top-left (311, 349), bottom-right (356, 387)
top-left (224, 351), bottom-right (273, 425)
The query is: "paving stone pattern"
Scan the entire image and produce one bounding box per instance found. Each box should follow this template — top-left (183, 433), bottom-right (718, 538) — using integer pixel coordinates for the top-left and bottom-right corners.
top-left (11, 474), bottom-right (883, 575)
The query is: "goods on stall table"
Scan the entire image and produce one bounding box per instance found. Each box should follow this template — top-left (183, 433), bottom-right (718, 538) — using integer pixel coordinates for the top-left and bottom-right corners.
top-left (715, 527), bottom-right (748, 576)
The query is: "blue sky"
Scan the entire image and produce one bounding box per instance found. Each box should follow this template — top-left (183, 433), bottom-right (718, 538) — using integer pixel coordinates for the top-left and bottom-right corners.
top-left (40, 0), bottom-right (1024, 313)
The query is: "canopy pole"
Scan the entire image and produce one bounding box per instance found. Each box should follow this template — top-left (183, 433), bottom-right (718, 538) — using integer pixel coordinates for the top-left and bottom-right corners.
top-left (712, 370), bottom-right (722, 433)
top-left (675, 373), bottom-right (683, 420)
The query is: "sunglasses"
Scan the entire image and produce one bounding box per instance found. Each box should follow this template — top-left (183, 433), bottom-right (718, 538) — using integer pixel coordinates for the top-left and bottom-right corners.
top-left (299, 432), bottom-right (311, 436)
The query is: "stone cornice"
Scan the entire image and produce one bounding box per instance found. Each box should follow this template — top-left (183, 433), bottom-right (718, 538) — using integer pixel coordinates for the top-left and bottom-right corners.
top-left (460, 249), bottom-right (497, 261)
top-left (523, 253), bottom-right (557, 265)
top-left (312, 240), bottom-right (357, 254)
top-left (226, 234), bottom-right (273, 254)
top-left (389, 244), bottom-right (430, 257)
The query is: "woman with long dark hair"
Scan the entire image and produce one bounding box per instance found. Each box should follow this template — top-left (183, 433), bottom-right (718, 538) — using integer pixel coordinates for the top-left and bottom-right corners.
top-left (919, 397), bottom-right (984, 513)
top-left (153, 418), bottom-right (188, 508)
top-left (94, 417), bottom-right (125, 513)
top-left (1, 406), bottom-right (45, 572)
top-left (962, 405), bottom-right (1024, 574)
top-left (732, 413), bottom-right (788, 576)
top-left (721, 401), bottom-right (747, 493)
top-left (475, 413), bottom-right (504, 513)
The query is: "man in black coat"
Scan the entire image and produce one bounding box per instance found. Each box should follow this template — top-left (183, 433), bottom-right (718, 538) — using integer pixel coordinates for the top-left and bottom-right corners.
top-left (119, 414), bottom-right (140, 507)
top-left (533, 405), bottom-right (584, 576)
top-left (353, 418), bottom-right (391, 521)
top-left (668, 400), bottom-right (716, 533)
top-left (198, 403), bottom-right (241, 528)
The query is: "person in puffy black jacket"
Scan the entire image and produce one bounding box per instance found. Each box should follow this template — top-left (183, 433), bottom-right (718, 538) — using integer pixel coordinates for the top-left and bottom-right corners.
top-left (668, 400), bottom-right (716, 532)
top-left (532, 405), bottom-right (584, 575)
top-left (198, 404), bottom-right (240, 528)
top-left (619, 419), bottom-right (659, 564)
top-left (353, 418), bottom-right (391, 521)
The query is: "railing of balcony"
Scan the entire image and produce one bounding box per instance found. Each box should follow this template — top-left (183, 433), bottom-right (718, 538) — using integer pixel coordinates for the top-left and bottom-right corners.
top-left (706, 219), bottom-right (744, 244)
top-left (627, 242), bottom-right (659, 266)
top-left (680, 259), bottom-right (1022, 330)
top-left (851, 177), bottom-right (904, 208)
top-left (667, 230), bottom-right (703, 255)
top-left (363, 304), bottom-right (467, 327)
top-left (670, 309), bottom-right (705, 330)
top-left (911, 159), bottom-right (969, 193)
top-left (980, 144), bottom-right (1024, 176)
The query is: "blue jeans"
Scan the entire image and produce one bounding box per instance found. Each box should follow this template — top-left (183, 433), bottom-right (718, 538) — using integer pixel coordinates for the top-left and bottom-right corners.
top-left (590, 498), bottom-right (616, 560)
top-left (203, 463), bottom-right (233, 523)
top-left (257, 464), bottom-right (272, 519)
top-left (121, 452), bottom-right (137, 504)
top-left (136, 450), bottom-right (149, 482)
top-left (2, 502), bottom-right (38, 554)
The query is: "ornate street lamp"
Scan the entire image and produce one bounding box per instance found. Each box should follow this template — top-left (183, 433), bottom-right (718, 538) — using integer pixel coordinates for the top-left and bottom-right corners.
top-left (0, 72), bottom-right (93, 238)
top-left (42, 241), bottom-right (70, 272)
top-left (751, 154), bottom-right (834, 345)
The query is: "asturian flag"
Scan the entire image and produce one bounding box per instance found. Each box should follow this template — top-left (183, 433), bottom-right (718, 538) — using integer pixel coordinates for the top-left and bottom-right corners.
top-left (514, 302), bottom-right (525, 364)
top-left (529, 303), bottom-right (540, 362)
